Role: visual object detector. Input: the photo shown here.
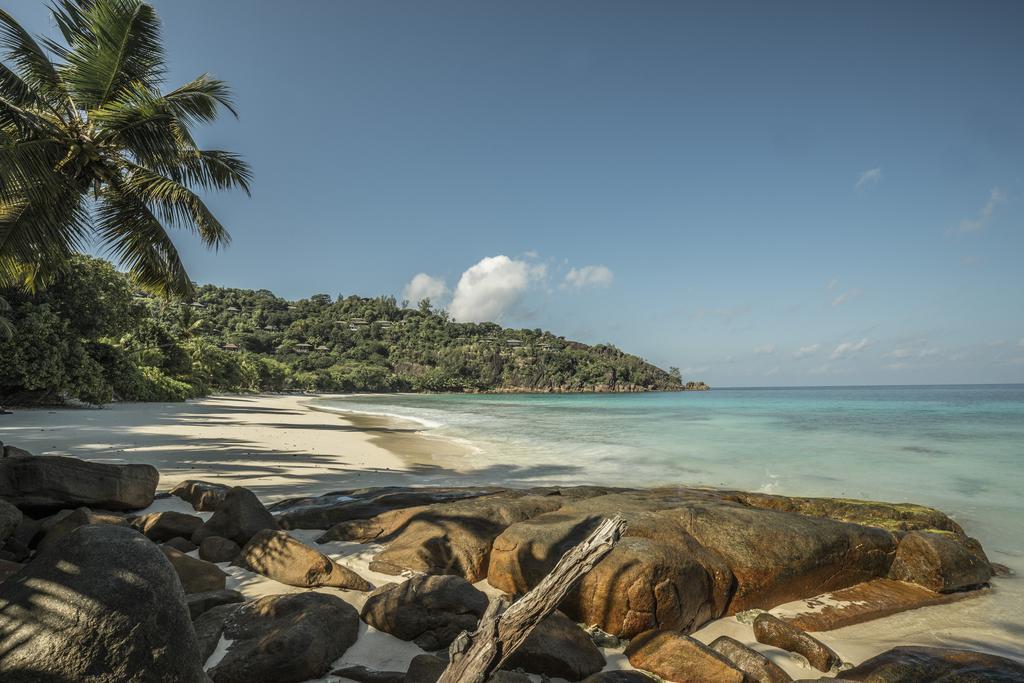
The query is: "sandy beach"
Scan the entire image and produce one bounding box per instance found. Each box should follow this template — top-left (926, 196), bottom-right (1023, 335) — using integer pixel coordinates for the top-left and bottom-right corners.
top-left (2, 393), bottom-right (1021, 681)
top-left (0, 394), bottom-right (476, 503)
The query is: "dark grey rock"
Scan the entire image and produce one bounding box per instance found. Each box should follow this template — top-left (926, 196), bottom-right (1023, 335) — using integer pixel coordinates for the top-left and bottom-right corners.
top-left (0, 454), bottom-right (159, 514)
top-left (361, 574), bottom-right (489, 650)
top-left (0, 524), bottom-right (206, 681)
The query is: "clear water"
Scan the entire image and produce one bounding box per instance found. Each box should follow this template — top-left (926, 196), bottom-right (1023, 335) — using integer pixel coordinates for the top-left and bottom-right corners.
top-left (319, 385), bottom-right (1024, 660)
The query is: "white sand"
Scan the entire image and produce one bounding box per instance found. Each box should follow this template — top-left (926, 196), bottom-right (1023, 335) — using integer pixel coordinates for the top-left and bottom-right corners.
top-left (2, 394), bottom-right (1019, 680)
top-left (0, 394), bottom-right (474, 502)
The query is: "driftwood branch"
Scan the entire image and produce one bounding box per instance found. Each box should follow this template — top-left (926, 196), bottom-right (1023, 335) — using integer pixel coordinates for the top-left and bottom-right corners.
top-left (438, 514), bottom-right (626, 683)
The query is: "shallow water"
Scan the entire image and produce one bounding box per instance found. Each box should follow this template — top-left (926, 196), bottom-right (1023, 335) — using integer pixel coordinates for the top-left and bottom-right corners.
top-left (318, 385), bottom-right (1024, 660)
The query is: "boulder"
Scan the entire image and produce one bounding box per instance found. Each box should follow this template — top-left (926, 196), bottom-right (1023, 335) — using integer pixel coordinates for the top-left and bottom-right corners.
top-left (237, 529), bottom-right (371, 590)
top-left (710, 635), bottom-right (792, 683)
top-left (192, 486), bottom-right (277, 546)
top-left (164, 536), bottom-right (197, 553)
top-left (186, 588), bottom-right (245, 619)
top-left (503, 611), bottom-right (606, 680)
top-left (888, 531), bottom-right (992, 592)
top-left (200, 535), bottom-right (242, 563)
top-left (0, 454), bottom-right (159, 514)
top-left (132, 510), bottom-right (204, 542)
top-left (161, 545), bottom-right (228, 593)
top-left (723, 492), bottom-right (965, 534)
top-left (193, 602), bottom-right (240, 663)
top-left (675, 499), bottom-right (896, 613)
top-left (208, 591), bottom-right (360, 683)
top-left (35, 506), bottom-right (128, 553)
top-left (753, 613), bottom-right (841, 672)
top-left (271, 485), bottom-right (500, 529)
top-left (170, 479), bottom-right (231, 512)
top-left (320, 489), bottom-right (580, 581)
top-left (624, 629), bottom-right (746, 683)
top-left (0, 524), bottom-right (206, 681)
top-left (841, 645), bottom-right (1024, 682)
top-left (0, 498), bottom-right (21, 543)
top-left (403, 655), bottom-right (446, 683)
top-left (489, 491), bottom-right (734, 637)
top-left (361, 574), bottom-right (489, 650)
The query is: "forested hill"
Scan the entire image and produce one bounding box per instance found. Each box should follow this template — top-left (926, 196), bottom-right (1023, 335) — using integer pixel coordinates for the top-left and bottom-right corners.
top-left (0, 257), bottom-right (706, 405)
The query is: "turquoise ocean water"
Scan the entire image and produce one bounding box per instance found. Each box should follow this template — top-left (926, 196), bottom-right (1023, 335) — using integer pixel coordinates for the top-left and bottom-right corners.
top-left (319, 385), bottom-right (1024, 658)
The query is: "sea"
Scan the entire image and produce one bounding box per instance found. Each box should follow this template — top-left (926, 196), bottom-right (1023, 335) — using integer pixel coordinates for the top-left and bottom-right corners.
top-left (316, 384), bottom-right (1024, 659)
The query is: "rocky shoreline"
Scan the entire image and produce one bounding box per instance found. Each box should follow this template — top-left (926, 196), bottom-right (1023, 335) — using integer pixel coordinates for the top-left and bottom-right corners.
top-left (1, 443), bottom-right (1022, 682)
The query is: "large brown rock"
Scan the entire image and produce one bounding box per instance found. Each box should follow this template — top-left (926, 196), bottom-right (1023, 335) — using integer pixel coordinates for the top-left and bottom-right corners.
top-left (710, 634), bottom-right (792, 683)
top-left (503, 611), bottom-right (606, 681)
top-left (581, 673), bottom-right (660, 682)
top-left (489, 491), bottom-right (734, 637)
top-left (0, 454), bottom-right (159, 514)
top-left (132, 510), bottom-right (204, 542)
top-left (271, 485), bottom-right (500, 529)
top-left (0, 524), bottom-right (207, 681)
top-left (170, 479), bottom-right (230, 512)
top-left (192, 486), bottom-right (277, 546)
top-left (624, 629), bottom-right (746, 683)
top-left (753, 613), bottom-right (841, 672)
top-left (723, 492), bottom-right (965, 534)
top-left (320, 489), bottom-right (582, 581)
top-left (208, 592), bottom-right (360, 683)
top-left (237, 529), bottom-right (370, 590)
top-left (888, 531), bottom-right (992, 592)
top-left (841, 645), bottom-right (1024, 682)
top-left (161, 545), bottom-right (228, 593)
top-left (676, 499), bottom-right (896, 613)
top-left (361, 574), bottom-right (489, 649)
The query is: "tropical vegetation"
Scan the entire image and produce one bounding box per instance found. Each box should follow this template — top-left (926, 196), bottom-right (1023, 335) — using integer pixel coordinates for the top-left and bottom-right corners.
top-left (0, 0), bottom-right (250, 302)
top-left (0, 256), bottom-right (700, 405)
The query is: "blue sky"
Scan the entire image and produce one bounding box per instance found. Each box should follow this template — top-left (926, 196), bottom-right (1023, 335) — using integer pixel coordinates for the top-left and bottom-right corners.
top-left (8, 0), bottom-right (1024, 385)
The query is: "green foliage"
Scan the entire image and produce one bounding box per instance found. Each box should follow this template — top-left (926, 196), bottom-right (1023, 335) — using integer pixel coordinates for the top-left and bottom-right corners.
top-left (0, 0), bottom-right (250, 298)
top-left (0, 256), bottom-right (688, 405)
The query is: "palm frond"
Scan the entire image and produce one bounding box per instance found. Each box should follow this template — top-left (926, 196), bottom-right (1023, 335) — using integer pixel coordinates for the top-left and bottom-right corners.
top-left (0, 8), bottom-right (72, 113)
top-left (175, 149), bottom-right (252, 195)
top-left (95, 181), bottom-right (192, 296)
top-left (0, 295), bottom-right (12, 339)
top-left (59, 0), bottom-right (164, 108)
top-left (0, 182), bottom-right (89, 290)
top-left (119, 162), bottom-right (230, 248)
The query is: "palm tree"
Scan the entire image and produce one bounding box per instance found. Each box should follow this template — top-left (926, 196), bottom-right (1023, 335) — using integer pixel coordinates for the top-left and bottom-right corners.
top-left (0, 0), bottom-right (251, 298)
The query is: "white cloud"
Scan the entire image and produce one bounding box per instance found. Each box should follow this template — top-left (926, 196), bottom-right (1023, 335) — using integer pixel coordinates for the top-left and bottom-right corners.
top-left (958, 187), bottom-right (1005, 232)
top-left (765, 366), bottom-right (780, 376)
top-left (563, 265), bottom-right (614, 290)
top-left (1019, 338), bottom-right (1024, 348)
top-left (919, 347), bottom-right (939, 357)
top-left (832, 288), bottom-right (861, 307)
top-left (856, 167), bottom-right (882, 190)
top-left (885, 362), bottom-right (908, 370)
top-left (886, 348), bottom-right (914, 359)
top-left (988, 339), bottom-right (1007, 348)
top-left (793, 343), bottom-right (820, 359)
top-left (827, 278), bottom-right (839, 290)
top-left (753, 344), bottom-right (776, 355)
top-left (449, 255), bottom-right (546, 322)
top-left (403, 273), bottom-right (449, 305)
top-left (830, 338), bottom-right (869, 360)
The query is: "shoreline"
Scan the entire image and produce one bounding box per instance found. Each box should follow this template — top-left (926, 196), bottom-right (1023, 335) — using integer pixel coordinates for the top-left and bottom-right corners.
top-left (2, 393), bottom-right (1022, 675)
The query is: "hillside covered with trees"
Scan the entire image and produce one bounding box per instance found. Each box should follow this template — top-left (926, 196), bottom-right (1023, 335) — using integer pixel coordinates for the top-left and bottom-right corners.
top-left (0, 257), bottom-right (705, 405)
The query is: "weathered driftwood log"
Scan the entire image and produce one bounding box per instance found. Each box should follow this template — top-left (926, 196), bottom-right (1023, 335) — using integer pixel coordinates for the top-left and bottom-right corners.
top-left (437, 514), bottom-right (626, 683)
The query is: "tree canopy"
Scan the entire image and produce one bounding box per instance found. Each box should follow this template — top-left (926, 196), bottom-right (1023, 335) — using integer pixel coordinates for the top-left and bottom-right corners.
top-left (0, 256), bottom-right (703, 405)
top-left (0, 0), bottom-right (250, 297)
